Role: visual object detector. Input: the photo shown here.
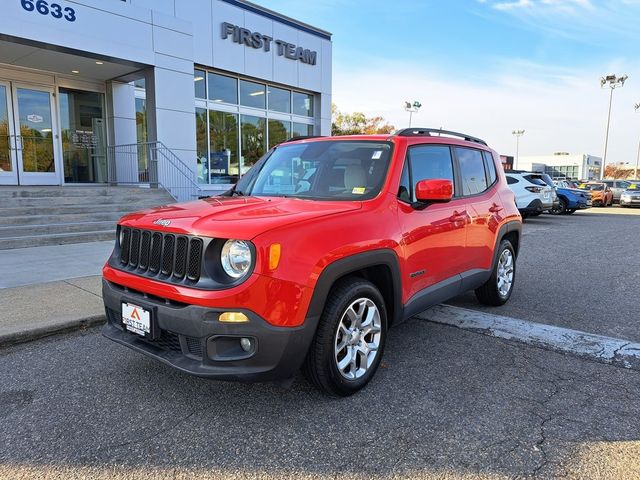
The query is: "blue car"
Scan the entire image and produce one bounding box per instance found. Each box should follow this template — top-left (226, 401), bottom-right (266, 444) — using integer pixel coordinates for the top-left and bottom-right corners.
top-left (550, 179), bottom-right (592, 214)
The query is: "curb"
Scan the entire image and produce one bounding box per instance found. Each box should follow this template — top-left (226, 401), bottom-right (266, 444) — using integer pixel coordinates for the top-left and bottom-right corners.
top-left (417, 304), bottom-right (640, 371)
top-left (0, 315), bottom-right (107, 349)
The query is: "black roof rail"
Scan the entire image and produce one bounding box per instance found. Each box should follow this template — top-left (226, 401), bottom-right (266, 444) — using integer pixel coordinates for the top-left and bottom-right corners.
top-left (282, 135), bottom-right (326, 143)
top-left (394, 128), bottom-right (487, 146)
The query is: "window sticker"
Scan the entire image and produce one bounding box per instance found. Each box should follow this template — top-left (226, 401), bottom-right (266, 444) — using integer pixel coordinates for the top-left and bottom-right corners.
top-left (371, 150), bottom-right (383, 160)
top-left (352, 187), bottom-right (366, 195)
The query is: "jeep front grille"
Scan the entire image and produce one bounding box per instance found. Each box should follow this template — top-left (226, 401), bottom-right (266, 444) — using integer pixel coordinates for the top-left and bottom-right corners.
top-left (117, 227), bottom-right (204, 283)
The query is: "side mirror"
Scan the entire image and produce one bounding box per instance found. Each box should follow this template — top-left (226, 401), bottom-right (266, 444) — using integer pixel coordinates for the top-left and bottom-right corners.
top-left (414, 179), bottom-right (453, 208)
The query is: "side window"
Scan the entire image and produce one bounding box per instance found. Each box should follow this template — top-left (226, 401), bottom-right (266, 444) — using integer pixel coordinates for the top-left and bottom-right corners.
top-left (406, 145), bottom-right (455, 201)
top-left (455, 147), bottom-right (488, 196)
top-left (507, 176), bottom-right (518, 185)
top-left (482, 151), bottom-right (498, 185)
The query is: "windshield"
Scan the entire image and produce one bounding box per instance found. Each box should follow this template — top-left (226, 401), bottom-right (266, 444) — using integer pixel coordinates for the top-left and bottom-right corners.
top-left (234, 140), bottom-right (393, 201)
top-left (627, 183), bottom-right (639, 190)
top-left (580, 183), bottom-right (604, 191)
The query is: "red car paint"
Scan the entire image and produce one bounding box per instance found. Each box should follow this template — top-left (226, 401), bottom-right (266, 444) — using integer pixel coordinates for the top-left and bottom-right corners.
top-left (103, 134), bottom-right (520, 328)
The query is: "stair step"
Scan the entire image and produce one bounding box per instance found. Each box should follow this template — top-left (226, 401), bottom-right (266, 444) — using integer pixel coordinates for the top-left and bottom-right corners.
top-left (0, 230), bottom-right (115, 250)
top-left (0, 186), bottom-right (171, 198)
top-left (0, 186), bottom-right (175, 249)
top-left (0, 212), bottom-right (128, 226)
top-left (1, 195), bottom-right (173, 207)
top-left (0, 221), bottom-right (116, 238)
top-left (0, 201), bottom-right (167, 217)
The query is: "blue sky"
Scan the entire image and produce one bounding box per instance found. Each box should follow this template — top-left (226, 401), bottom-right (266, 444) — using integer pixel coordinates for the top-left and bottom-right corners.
top-left (261, 0), bottom-right (640, 163)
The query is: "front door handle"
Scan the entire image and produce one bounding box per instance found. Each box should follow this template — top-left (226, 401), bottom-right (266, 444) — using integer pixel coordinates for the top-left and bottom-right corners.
top-left (489, 203), bottom-right (503, 213)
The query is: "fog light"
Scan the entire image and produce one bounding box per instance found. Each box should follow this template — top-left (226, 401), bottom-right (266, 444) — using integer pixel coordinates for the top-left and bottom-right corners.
top-left (219, 312), bottom-right (249, 323)
top-left (240, 337), bottom-right (252, 352)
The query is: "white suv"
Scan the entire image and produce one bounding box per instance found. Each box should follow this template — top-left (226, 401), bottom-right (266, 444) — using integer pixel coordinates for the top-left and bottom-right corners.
top-left (505, 172), bottom-right (555, 218)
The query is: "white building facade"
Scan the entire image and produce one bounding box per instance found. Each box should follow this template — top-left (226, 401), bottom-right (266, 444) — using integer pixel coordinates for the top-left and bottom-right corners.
top-left (518, 153), bottom-right (602, 181)
top-left (0, 0), bottom-right (332, 196)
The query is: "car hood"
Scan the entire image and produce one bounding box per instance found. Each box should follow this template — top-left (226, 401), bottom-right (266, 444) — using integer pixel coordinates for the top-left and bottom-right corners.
top-left (118, 195), bottom-right (362, 239)
top-left (558, 188), bottom-right (588, 195)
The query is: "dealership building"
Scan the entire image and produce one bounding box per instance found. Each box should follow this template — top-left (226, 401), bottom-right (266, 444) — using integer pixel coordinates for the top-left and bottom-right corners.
top-left (517, 152), bottom-right (603, 181)
top-left (0, 0), bottom-right (332, 197)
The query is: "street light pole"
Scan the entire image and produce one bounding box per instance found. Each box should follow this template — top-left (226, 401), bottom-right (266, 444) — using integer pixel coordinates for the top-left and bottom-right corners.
top-left (404, 101), bottom-right (422, 127)
top-left (600, 74), bottom-right (628, 180)
top-left (512, 129), bottom-right (525, 169)
top-left (635, 103), bottom-right (640, 180)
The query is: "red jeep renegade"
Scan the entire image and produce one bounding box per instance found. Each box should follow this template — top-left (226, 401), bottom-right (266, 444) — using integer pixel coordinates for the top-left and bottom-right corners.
top-left (102, 128), bottom-right (521, 396)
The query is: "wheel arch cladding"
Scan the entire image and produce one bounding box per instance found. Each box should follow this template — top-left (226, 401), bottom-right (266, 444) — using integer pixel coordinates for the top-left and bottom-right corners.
top-left (306, 249), bottom-right (403, 327)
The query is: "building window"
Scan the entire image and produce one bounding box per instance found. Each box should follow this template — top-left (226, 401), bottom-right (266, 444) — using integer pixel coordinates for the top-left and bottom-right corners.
top-left (194, 68), bottom-right (315, 185)
top-left (292, 122), bottom-right (313, 138)
top-left (240, 80), bottom-right (266, 109)
top-left (208, 72), bottom-right (237, 104)
top-left (268, 86), bottom-right (291, 113)
top-left (268, 119), bottom-right (291, 149)
top-left (241, 115), bottom-right (266, 174)
top-left (209, 111), bottom-right (239, 184)
top-left (293, 91), bottom-right (313, 117)
top-left (195, 107), bottom-right (208, 183)
top-left (194, 69), bottom-right (206, 99)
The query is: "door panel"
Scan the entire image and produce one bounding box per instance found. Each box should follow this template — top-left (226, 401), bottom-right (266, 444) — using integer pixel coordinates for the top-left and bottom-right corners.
top-left (397, 144), bottom-right (470, 300)
top-left (12, 84), bottom-right (60, 185)
top-left (398, 199), bottom-right (469, 300)
top-left (0, 82), bottom-right (18, 185)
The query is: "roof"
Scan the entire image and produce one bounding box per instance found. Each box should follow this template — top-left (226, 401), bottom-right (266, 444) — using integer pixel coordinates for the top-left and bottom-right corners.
top-left (223, 0), bottom-right (332, 40)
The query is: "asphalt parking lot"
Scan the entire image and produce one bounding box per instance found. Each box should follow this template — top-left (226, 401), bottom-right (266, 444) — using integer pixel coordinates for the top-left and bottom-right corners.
top-left (1, 207), bottom-right (639, 479)
top-left (450, 206), bottom-right (640, 342)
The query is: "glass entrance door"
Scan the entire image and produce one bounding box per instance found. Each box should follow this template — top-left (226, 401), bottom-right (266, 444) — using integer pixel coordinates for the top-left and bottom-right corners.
top-left (12, 84), bottom-right (60, 185)
top-left (0, 82), bottom-right (18, 185)
top-left (59, 88), bottom-right (107, 183)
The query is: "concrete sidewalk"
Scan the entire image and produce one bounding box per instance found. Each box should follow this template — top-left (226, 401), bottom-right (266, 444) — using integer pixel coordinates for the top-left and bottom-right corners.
top-left (0, 241), bottom-right (112, 346)
top-left (0, 241), bottom-right (113, 288)
top-left (0, 275), bottom-right (105, 346)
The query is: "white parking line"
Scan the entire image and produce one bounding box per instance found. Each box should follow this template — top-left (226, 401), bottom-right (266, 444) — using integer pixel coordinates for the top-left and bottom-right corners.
top-left (416, 305), bottom-right (640, 370)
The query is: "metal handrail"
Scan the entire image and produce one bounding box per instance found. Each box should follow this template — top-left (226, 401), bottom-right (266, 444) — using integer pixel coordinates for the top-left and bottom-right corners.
top-left (106, 142), bottom-right (203, 202)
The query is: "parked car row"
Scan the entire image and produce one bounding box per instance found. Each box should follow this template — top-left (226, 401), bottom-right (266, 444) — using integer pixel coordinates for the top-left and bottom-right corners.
top-left (505, 171), bottom-right (640, 217)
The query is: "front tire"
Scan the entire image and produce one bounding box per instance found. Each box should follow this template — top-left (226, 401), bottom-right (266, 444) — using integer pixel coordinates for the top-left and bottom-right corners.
top-left (303, 278), bottom-right (387, 397)
top-left (475, 239), bottom-right (516, 306)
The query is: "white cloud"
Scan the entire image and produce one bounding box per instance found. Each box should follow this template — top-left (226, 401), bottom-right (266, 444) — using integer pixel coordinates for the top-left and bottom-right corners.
top-left (332, 58), bottom-right (640, 164)
top-left (479, 0), bottom-right (638, 44)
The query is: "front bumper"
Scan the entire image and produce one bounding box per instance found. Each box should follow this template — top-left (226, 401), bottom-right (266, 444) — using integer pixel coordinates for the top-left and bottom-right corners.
top-left (102, 279), bottom-right (315, 381)
top-left (620, 197), bottom-right (640, 207)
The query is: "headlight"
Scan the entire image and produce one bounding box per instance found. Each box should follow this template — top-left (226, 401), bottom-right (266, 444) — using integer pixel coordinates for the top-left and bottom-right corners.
top-left (221, 239), bottom-right (252, 279)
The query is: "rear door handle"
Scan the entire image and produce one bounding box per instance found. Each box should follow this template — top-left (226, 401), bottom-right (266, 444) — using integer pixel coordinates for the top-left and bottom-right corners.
top-left (449, 210), bottom-right (468, 222)
top-left (489, 203), bottom-right (503, 213)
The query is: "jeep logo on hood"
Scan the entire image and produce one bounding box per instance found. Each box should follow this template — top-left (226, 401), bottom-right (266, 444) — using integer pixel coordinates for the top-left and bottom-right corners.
top-left (153, 219), bottom-right (171, 227)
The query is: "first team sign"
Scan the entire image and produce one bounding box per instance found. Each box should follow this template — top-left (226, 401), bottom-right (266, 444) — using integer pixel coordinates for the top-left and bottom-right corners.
top-left (221, 22), bottom-right (318, 66)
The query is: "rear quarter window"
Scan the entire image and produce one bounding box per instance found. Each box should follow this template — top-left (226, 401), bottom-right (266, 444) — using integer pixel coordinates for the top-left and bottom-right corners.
top-left (482, 151), bottom-right (498, 185)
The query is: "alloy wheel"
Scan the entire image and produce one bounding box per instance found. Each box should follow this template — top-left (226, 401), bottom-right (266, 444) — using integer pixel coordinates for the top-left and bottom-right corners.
top-left (334, 298), bottom-right (382, 380)
top-left (496, 249), bottom-right (514, 297)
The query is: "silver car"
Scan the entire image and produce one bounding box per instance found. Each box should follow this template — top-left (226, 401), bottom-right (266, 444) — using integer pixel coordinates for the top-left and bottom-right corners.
top-left (602, 180), bottom-right (633, 203)
top-left (620, 184), bottom-right (640, 207)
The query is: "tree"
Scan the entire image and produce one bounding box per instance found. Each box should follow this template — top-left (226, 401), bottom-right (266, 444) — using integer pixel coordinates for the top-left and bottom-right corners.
top-left (604, 164), bottom-right (634, 179)
top-left (332, 104), bottom-right (395, 136)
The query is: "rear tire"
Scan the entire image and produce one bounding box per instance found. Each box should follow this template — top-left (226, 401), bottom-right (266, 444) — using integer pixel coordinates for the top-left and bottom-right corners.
top-left (303, 278), bottom-right (387, 397)
top-left (475, 239), bottom-right (516, 306)
top-left (551, 198), bottom-right (567, 215)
